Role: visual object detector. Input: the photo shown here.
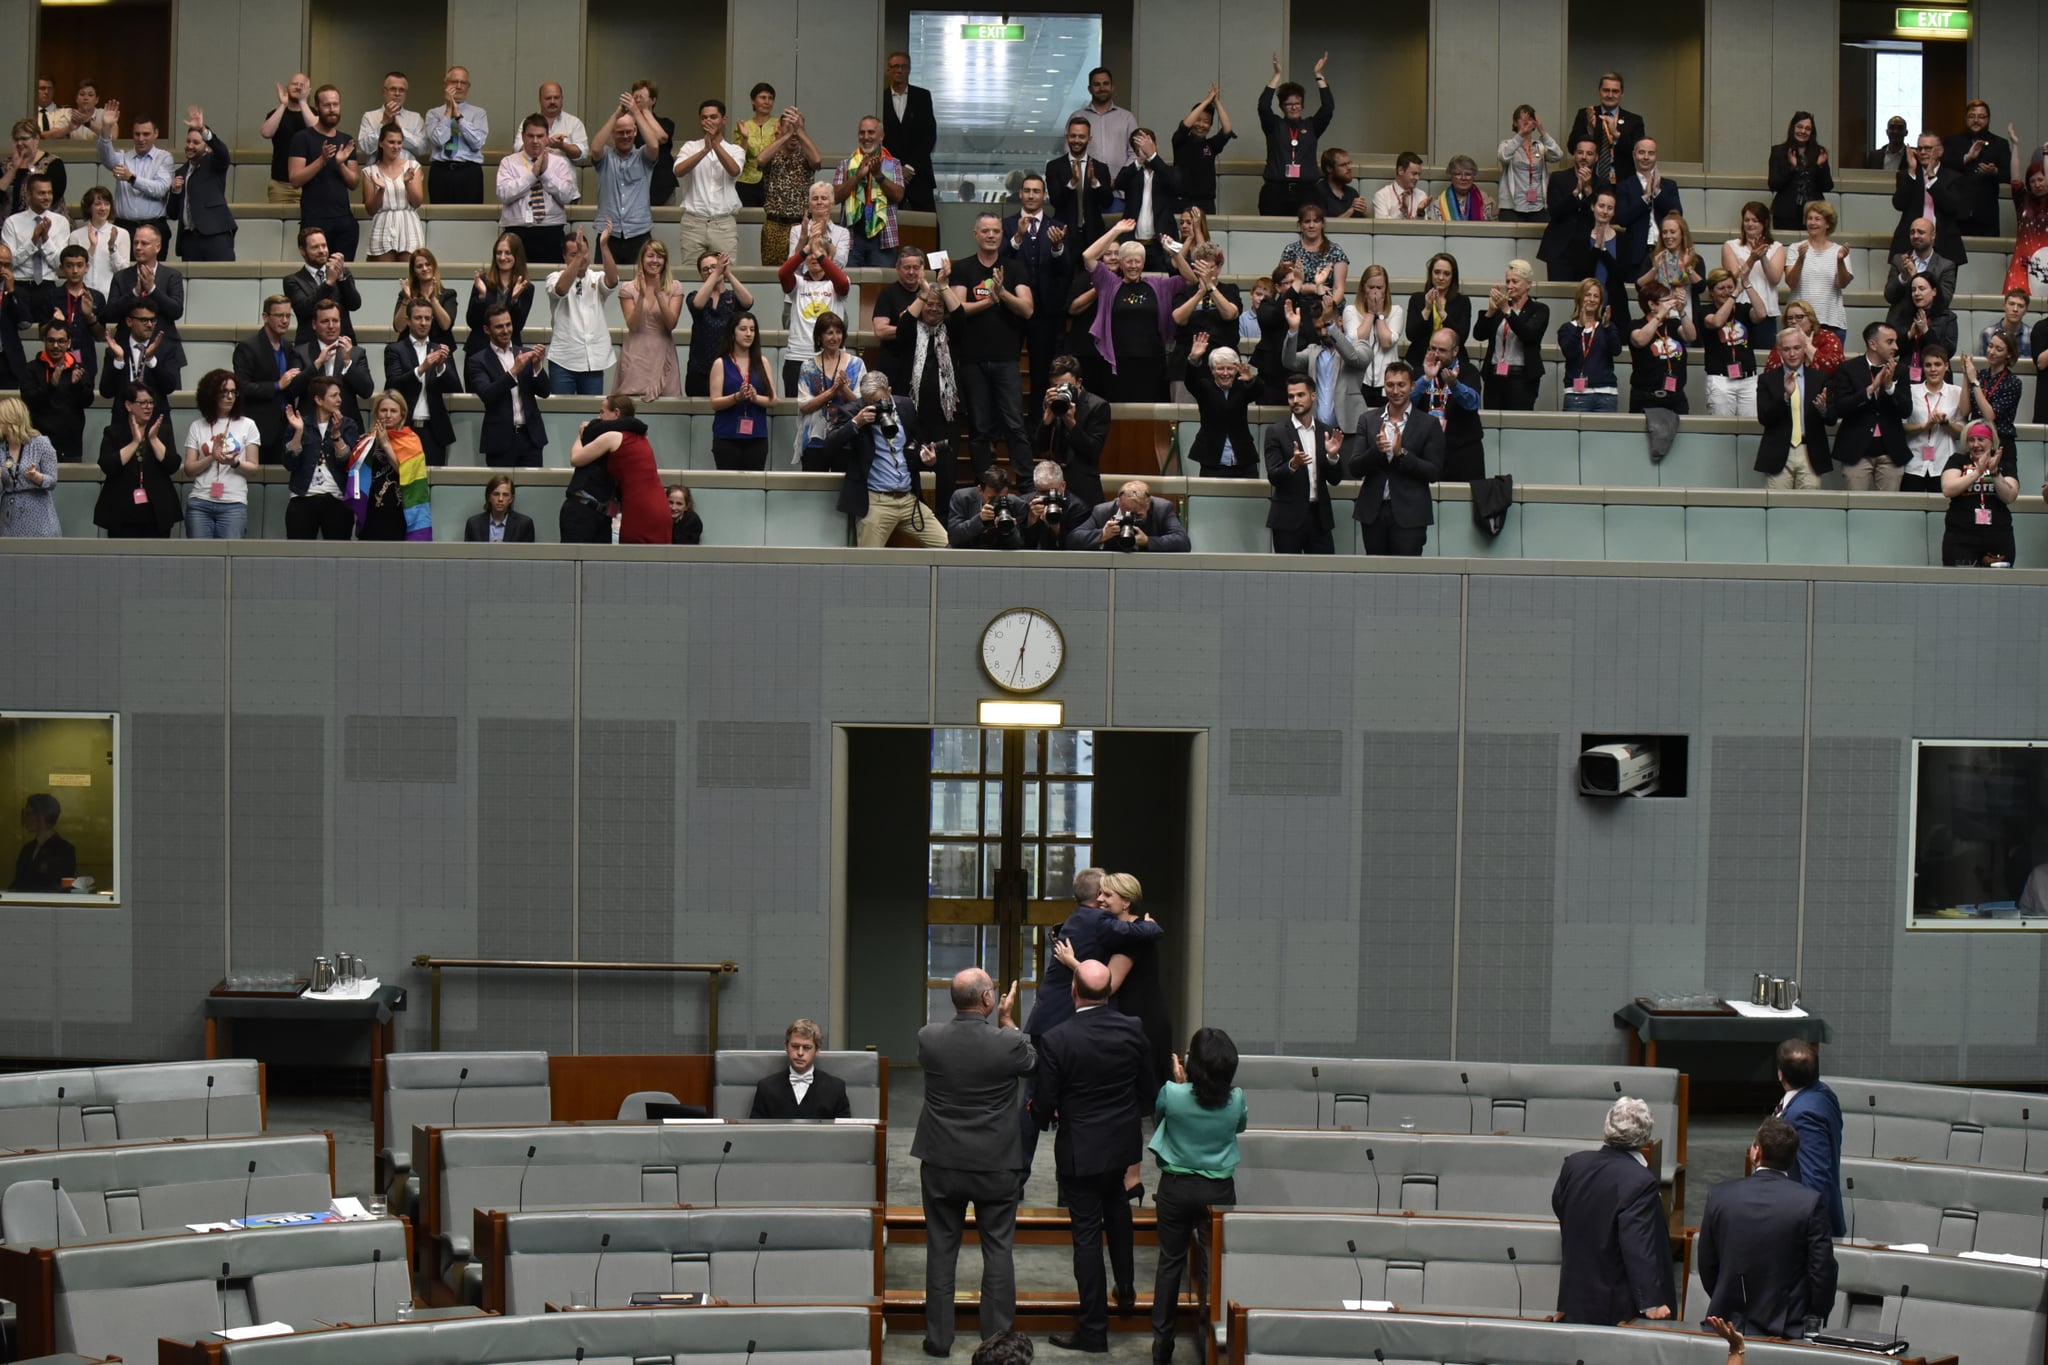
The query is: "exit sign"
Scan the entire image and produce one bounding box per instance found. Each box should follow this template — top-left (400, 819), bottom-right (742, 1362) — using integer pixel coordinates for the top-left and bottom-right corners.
top-left (961, 23), bottom-right (1025, 40)
top-left (1895, 8), bottom-right (1970, 36)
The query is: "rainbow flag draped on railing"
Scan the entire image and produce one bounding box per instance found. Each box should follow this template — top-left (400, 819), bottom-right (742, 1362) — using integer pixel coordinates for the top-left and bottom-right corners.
top-left (391, 427), bottom-right (432, 541)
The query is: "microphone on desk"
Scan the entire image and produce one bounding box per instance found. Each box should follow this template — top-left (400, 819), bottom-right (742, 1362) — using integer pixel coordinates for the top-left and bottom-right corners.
top-left (1613, 1081), bottom-right (1622, 1096)
top-left (369, 1247), bottom-right (381, 1324)
top-left (1846, 1176), bottom-right (1856, 1244)
top-left (753, 1229), bottom-right (768, 1304)
top-left (1311, 1066), bottom-right (1322, 1131)
top-left (1507, 1246), bottom-right (1523, 1318)
top-left (714, 1139), bottom-right (732, 1207)
top-left (1372, 1351), bottom-right (1384, 1364)
top-left (450, 1066), bottom-right (470, 1126)
top-left (54, 1085), bottom-right (64, 1152)
top-left (1345, 1239), bottom-right (1366, 1308)
top-left (51, 1178), bottom-right (63, 1249)
top-left (518, 1144), bottom-right (537, 1212)
top-left (745, 1339), bottom-right (757, 1365)
top-left (2024, 1107), bottom-right (2033, 1173)
top-left (1461, 1072), bottom-right (1476, 1134)
top-left (219, 1260), bottom-right (232, 1331)
top-left (2036, 1196), bottom-right (2046, 1267)
top-left (1888, 1282), bottom-right (1910, 1350)
top-left (241, 1160), bottom-right (258, 1226)
top-left (575, 1351), bottom-right (585, 1363)
top-left (205, 1074), bottom-right (215, 1141)
top-left (591, 1232), bottom-right (610, 1310)
top-left (1868, 1094), bottom-right (1879, 1160)
top-left (1365, 1147), bottom-right (1381, 1215)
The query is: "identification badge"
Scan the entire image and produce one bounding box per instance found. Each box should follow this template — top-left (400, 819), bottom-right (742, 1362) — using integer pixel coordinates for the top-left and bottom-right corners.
top-left (1922, 445), bottom-right (1937, 462)
top-left (1662, 376), bottom-right (1678, 393)
top-left (1871, 424), bottom-right (1882, 439)
top-left (1572, 378), bottom-right (1587, 393)
top-left (1285, 164), bottom-right (1301, 179)
top-left (1909, 364), bottom-right (1922, 382)
top-left (1494, 360), bottom-right (1509, 376)
top-left (133, 486), bottom-right (149, 505)
top-left (1975, 506), bottom-right (1993, 526)
top-left (1726, 364), bottom-right (1743, 379)
top-left (209, 480), bottom-right (225, 500)
top-left (737, 417), bottom-right (755, 435)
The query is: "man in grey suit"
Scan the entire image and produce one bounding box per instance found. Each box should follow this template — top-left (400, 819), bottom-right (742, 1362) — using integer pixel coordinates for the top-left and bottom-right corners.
top-left (914, 968), bottom-right (1035, 1358)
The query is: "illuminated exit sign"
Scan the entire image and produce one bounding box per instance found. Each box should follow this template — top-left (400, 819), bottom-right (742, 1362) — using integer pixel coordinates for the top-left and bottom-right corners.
top-left (1895, 8), bottom-right (1970, 36)
top-left (961, 23), bottom-right (1025, 40)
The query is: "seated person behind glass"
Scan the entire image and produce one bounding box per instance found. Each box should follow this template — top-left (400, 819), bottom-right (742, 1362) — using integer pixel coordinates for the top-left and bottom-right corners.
top-left (2020, 863), bottom-right (2048, 917)
top-left (750, 1017), bottom-right (852, 1119)
top-left (1064, 478), bottom-right (1190, 552)
top-left (947, 465), bottom-right (1030, 548)
top-left (11, 793), bottom-right (77, 892)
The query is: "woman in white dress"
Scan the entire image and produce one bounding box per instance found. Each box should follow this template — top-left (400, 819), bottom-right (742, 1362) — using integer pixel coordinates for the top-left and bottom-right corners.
top-left (66, 186), bottom-right (129, 295)
top-left (361, 123), bottom-right (424, 261)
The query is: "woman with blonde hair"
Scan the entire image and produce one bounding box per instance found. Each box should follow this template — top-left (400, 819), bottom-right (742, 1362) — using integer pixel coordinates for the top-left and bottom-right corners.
top-left (1349, 264), bottom-right (1403, 408)
top-left (352, 389), bottom-right (431, 540)
top-left (617, 239), bottom-right (684, 400)
top-left (0, 398), bottom-right (60, 538)
top-left (392, 248), bottom-right (458, 349)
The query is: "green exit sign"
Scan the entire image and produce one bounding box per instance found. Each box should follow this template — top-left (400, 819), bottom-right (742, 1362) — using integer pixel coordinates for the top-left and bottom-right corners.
top-left (961, 23), bottom-right (1025, 40)
top-left (1895, 8), bottom-right (1970, 35)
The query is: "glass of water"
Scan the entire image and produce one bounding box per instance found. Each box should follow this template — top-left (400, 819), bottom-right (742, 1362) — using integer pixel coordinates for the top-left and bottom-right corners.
top-left (393, 1299), bottom-right (414, 1321)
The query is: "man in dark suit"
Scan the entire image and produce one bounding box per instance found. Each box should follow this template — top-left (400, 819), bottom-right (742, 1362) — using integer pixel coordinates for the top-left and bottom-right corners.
top-left (1615, 138), bottom-right (1681, 283)
top-left (1539, 138), bottom-right (1601, 281)
top-left (1045, 120), bottom-right (1113, 247)
top-left (1754, 329), bottom-right (1834, 491)
top-left (749, 1019), bottom-right (853, 1120)
top-left (1773, 1039), bottom-right (1845, 1237)
top-left (1866, 116), bottom-right (1910, 172)
top-left (101, 225), bottom-right (184, 400)
top-left (1565, 72), bottom-right (1645, 183)
top-left (1416, 328), bottom-right (1486, 482)
top-left (170, 108), bottom-right (236, 262)
top-left (1890, 134), bottom-right (1970, 266)
top-left (882, 52), bottom-right (939, 217)
top-left (914, 969), bottom-right (1035, 1358)
top-left (1882, 218), bottom-right (1958, 311)
top-left (947, 466), bottom-right (1030, 549)
top-left (0, 247), bottom-right (29, 388)
top-left (1111, 130), bottom-right (1179, 272)
top-left (465, 303), bottom-right (550, 468)
top-left (385, 297), bottom-right (460, 466)
top-left (1346, 360), bottom-right (1442, 556)
top-left (1944, 101), bottom-right (2011, 238)
top-left (232, 295), bottom-right (302, 464)
top-left (98, 295), bottom-right (180, 411)
top-left (284, 226), bottom-right (361, 342)
top-left (999, 174), bottom-right (1071, 413)
top-left (1552, 1096), bottom-right (1675, 1326)
top-left (1031, 959), bottom-right (1156, 1354)
top-left (1262, 372), bottom-right (1342, 554)
top-left (463, 475), bottom-right (535, 542)
top-left (1037, 356), bottom-right (1109, 509)
top-left (1697, 1116), bottom-right (1837, 1338)
top-left (1064, 479), bottom-right (1190, 552)
top-left (1828, 322), bottom-right (1911, 493)
top-left (291, 298), bottom-right (374, 428)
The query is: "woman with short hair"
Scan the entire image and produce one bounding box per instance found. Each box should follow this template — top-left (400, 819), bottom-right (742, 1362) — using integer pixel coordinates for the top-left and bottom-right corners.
top-left (1496, 106), bottom-right (1562, 222)
top-left (1428, 154), bottom-right (1495, 222)
top-left (1940, 421), bottom-right (2018, 567)
top-left (1784, 201), bottom-right (1853, 344)
top-left (1147, 1026), bottom-right (1247, 1364)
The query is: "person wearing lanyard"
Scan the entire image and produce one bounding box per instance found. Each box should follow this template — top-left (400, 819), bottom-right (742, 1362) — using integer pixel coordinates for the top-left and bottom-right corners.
top-left (1941, 422), bottom-right (2018, 567)
top-left (1556, 279), bottom-right (1623, 414)
top-left (1901, 342), bottom-right (1963, 492)
top-left (1256, 51), bottom-right (1332, 218)
top-left (1628, 281), bottom-right (1696, 415)
top-left (1371, 151), bottom-right (1430, 221)
top-left (1478, 261), bottom-right (1548, 411)
top-left (281, 375), bottom-right (358, 540)
top-left (1497, 105), bottom-right (1563, 222)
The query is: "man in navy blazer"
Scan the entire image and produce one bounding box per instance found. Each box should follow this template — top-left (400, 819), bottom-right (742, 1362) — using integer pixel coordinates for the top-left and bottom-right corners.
top-left (1346, 360), bottom-right (1442, 556)
top-left (1551, 1096), bottom-right (1676, 1326)
top-left (464, 302), bottom-right (549, 467)
top-left (385, 297), bottom-right (461, 465)
top-left (1697, 1116), bottom-right (1837, 1338)
top-left (1030, 959), bottom-right (1156, 1354)
top-left (1774, 1039), bottom-right (1845, 1236)
top-left (1614, 137), bottom-right (1681, 282)
top-left (1262, 372), bottom-right (1343, 553)
top-left (998, 173), bottom-right (1071, 411)
top-left (170, 109), bottom-right (236, 262)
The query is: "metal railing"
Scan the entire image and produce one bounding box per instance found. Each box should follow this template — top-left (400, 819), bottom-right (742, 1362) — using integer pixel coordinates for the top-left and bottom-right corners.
top-left (409, 955), bottom-right (740, 1050)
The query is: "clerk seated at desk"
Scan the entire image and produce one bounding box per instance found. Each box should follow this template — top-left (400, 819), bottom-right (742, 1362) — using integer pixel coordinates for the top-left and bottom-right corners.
top-left (750, 1017), bottom-right (852, 1119)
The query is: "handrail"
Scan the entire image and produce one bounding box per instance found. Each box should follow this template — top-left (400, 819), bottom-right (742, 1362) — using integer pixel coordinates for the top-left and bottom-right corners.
top-left (410, 955), bottom-right (739, 1051)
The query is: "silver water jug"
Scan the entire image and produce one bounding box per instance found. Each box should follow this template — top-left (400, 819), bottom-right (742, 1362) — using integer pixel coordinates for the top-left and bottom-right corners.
top-left (337, 952), bottom-right (355, 983)
top-left (312, 957), bottom-right (335, 992)
top-left (1751, 973), bottom-right (1771, 1005)
top-left (1772, 977), bottom-right (1801, 1010)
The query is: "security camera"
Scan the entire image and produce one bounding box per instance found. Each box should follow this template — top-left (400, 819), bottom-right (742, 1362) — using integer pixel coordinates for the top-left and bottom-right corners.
top-left (1580, 741), bottom-right (1660, 798)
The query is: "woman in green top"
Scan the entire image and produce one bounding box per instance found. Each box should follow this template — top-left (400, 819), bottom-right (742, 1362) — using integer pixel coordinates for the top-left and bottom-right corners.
top-left (1148, 1026), bottom-right (1247, 1363)
top-left (734, 82), bottom-right (779, 208)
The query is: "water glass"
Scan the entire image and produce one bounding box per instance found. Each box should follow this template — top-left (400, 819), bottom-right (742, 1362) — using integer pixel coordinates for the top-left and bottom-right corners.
top-left (569, 1288), bottom-right (590, 1311)
top-left (393, 1299), bottom-right (414, 1321)
top-left (367, 1195), bottom-right (388, 1218)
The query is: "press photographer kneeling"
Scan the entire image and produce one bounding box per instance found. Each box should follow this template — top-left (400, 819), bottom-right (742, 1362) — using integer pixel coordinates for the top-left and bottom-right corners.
top-left (1065, 479), bottom-right (1190, 552)
top-left (1036, 355), bottom-right (1109, 508)
top-left (947, 466), bottom-right (1032, 549)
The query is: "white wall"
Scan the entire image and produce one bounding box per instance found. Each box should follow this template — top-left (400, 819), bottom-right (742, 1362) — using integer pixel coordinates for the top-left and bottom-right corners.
top-left (1431, 0), bottom-right (1568, 169)
top-left (1701, 0), bottom-right (1841, 175)
top-left (311, 0), bottom-right (447, 137)
top-left (173, 0), bottom-right (311, 147)
top-left (1132, 0), bottom-right (1284, 163)
top-left (727, 0), bottom-right (878, 153)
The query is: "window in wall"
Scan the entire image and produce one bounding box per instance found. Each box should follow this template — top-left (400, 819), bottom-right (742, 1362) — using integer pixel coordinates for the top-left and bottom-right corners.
top-left (0, 713), bottom-right (120, 905)
top-left (1909, 741), bottom-right (2048, 931)
top-left (908, 12), bottom-right (1103, 202)
top-left (926, 727), bottom-right (1094, 1023)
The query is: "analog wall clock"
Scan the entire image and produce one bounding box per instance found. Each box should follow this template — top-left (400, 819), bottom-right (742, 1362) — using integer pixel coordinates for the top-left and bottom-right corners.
top-left (979, 608), bottom-right (1065, 693)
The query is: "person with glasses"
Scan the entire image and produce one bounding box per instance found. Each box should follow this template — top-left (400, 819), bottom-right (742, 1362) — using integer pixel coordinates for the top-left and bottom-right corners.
top-left (96, 381), bottom-right (178, 537)
top-left (177, 371), bottom-right (255, 539)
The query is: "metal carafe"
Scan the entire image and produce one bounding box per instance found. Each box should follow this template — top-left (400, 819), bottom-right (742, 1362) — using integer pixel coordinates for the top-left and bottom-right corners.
top-left (1752, 973), bottom-right (1771, 1005)
top-left (312, 957), bottom-right (335, 992)
top-left (1772, 978), bottom-right (1800, 1010)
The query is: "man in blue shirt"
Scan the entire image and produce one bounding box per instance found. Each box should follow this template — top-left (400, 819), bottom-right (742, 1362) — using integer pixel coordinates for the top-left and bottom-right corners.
top-left (422, 66), bottom-right (489, 205)
top-left (96, 102), bottom-right (174, 251)
top-left (591, 93), bottom-right (663, 277)
top-left (824, 370), bottom-right (947, 547)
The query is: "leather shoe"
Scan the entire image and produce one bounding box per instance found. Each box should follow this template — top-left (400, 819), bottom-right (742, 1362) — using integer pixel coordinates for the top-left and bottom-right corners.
top-left (1047, 1333), bottom-right (1108, 1354)
top-left (921, 1341), bottom-right (950, 1358)
top-left (1115, 1282), bottom-right (1137, 1317)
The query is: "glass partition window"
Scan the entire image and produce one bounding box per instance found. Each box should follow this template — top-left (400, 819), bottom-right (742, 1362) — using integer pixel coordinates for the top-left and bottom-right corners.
top-left (909, 11), bottom-right (1104, 199)
top-left (1910, 740), bottom-right (2048, 930)
top-left (0, 713), bottom-right (120, 904)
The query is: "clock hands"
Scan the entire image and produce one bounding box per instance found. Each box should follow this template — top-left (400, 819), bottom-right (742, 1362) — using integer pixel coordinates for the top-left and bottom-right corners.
top-left (1009, 616), bottom-right (1035, 687)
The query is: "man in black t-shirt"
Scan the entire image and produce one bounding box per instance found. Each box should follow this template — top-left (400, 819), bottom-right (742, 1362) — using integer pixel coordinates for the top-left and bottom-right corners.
top-left (262, 73), bottom-right (313, 204)
top-left (1310, 148), bottom-right (1367, 219)
top-left (287, 85), bottom-right (361, 261)
top-left (868, 247), bottom-right (936, 392)
top-left (947, 213), bottom-right (1035, 477)
top-left (1171, 84), bottom-right (1235, 215)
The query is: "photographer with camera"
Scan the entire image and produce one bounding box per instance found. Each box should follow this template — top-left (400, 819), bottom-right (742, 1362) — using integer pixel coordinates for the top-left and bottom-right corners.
top-left (825, 369), bottom-right (948, 547)
top-left (1022, 459), bottom-right (1077, 550)
top-left (1036, 354), bottom-right (1109, 508)
top-left (1065, 478), bottom-right (1189, 552)
top-left (946, 465), bottom-right (1030, 549)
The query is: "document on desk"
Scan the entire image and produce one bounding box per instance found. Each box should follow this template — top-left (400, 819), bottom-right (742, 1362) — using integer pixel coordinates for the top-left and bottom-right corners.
top-left (1962, 1250), bottom-right (2048, 1267)
top-left (1341, 1300), bottom-right (1394, 1312)
top-left (216, 1323), bottom-right (294, 1340)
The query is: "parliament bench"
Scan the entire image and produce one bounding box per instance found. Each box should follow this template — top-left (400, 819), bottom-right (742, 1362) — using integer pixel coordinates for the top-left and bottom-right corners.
top-left (0, 1217), bottom-right (409, 1365)
top-left (1833, 1074), bottom-right (2048, 1170)
top-left (0, 1059), bottom-right (265, 1152)
top-left (1232, 1130), bottom-right (1597, 1218)
top-left (374, 1050), bottom-right (551, 1212)
top-left (710, 1050), bottom-right (887, 1121)
top-left (477, 1204), bottom-right (881, 1313)
top-left (1682, 1240), bottom-right (2048, 1363)
top-left (1840, 1155), bottom-right (2048, 1257)
top-left (0, 1130), bottom-right (333, 1244)
top-left (1231, 1056), bottom-right (1685, 1185)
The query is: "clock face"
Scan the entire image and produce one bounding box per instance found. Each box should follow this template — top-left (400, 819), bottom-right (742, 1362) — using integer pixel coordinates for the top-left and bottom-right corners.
top-left (980, 609), bottom-right (1065, 693)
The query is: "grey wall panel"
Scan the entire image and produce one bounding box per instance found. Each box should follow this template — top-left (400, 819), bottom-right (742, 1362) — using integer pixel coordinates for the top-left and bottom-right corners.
top-left (466, 718), bottom-right (576, 1051)
top-left (1356, 732), bottom-right (1458, 1058)
top-left (228, 714), bottom-right (327, 975)
top-left (1456, 733), bottom-right (1562, 1061)
top-left (577, 718), bottom-right (680, 1052)
top-left (1702, 737), bottom-right (1804, 995)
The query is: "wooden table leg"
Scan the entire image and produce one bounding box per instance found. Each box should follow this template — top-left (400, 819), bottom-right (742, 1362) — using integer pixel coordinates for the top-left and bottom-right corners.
top-left (1644, 1039), bottom-right (1658, 1068)
top-left (205, 1016), bottom-right (223, 1060)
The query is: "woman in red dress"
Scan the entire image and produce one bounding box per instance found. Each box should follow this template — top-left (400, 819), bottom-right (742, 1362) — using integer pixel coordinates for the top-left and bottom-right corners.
top-left (2003, 127), bottom-right (2048, 299)
top-left (568, 394), bottom-right (669, 545)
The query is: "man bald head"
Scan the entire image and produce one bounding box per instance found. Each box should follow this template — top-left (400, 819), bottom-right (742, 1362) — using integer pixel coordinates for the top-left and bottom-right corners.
top-left (951, 968), bottom-right (996, 1014)
top-left (1073, 959), bottom-right (1112, 1005)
